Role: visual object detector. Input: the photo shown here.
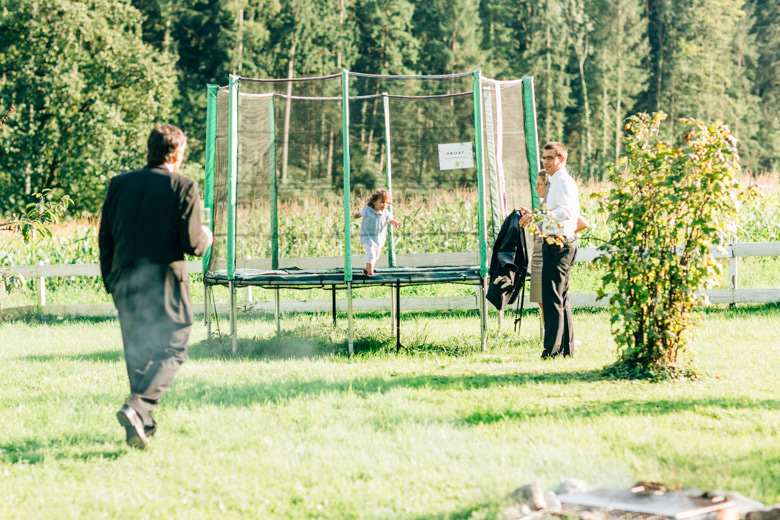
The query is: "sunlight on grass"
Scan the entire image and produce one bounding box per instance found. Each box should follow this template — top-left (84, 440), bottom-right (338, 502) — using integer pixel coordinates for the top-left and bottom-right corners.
top-left (1, 305), bottom-right (778, 518)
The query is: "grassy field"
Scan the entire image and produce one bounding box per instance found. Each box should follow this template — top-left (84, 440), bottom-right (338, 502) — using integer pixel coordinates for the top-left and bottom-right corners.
top-left (1, 304), bottom-right (778, 519)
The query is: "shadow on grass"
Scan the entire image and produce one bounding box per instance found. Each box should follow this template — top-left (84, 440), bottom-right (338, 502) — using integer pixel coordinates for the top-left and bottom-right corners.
top-left (188, 327), bottom-right (440, 360)
top-left (166, 366), bottom-right (778, 416)
top-left (0, 435), bottom-right (125, 465)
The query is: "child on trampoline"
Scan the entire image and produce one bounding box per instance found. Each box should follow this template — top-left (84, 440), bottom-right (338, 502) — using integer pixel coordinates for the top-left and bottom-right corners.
top-left (354, 189), bottom-right (402, 276)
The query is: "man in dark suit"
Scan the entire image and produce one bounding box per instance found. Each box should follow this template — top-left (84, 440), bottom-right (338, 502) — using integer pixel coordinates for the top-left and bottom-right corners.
top-left (99, 124), bottom-right (212, 449)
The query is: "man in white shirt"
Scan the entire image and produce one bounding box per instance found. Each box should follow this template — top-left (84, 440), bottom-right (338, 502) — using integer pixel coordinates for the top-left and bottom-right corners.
top-left (521, 142), bottom-right (579, 358)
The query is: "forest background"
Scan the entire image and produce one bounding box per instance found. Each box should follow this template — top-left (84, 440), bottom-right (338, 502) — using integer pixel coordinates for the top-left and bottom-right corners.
top-left (0, 0), bottom-right (779, 215)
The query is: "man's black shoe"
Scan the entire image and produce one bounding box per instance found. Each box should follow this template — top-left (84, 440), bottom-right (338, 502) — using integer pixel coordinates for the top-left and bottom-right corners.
top-left (117, 405), bottom-right (149, 449)
top-left (145, 423), bottom-right (157, 438)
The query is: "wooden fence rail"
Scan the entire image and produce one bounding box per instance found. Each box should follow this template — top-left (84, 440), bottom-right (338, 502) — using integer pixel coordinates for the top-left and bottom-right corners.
top-left (3, 242), bottom-right (779, 318)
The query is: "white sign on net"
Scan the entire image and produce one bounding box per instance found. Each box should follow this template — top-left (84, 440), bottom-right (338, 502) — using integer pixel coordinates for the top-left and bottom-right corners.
top-left (438, 142), bottom-right (474, 170)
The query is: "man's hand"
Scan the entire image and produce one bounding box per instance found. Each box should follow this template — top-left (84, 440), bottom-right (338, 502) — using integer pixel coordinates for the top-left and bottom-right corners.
top-left (201, 225), bottom-right (214, 247)
top-left (518, 206), bottom-right (533, 227)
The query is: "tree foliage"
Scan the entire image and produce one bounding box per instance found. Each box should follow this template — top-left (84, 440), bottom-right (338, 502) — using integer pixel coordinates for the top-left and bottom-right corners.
top-left (596, 112), bottom-right (757, 380)
top-left (0, 190), bottom-right (73, 295)
top-left (0, 0), bottom-right (176, 213)
top-left (1, 0), bottom-right (779, 214)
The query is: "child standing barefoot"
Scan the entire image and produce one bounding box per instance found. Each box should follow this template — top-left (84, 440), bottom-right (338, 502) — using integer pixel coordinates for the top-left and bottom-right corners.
top-left (353, 189), bottom-right (402, 275)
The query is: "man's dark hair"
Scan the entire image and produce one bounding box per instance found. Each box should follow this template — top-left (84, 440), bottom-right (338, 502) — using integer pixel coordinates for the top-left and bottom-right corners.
top-left (147, 124), bottom-right (187, 165)
top-left (543, 141), bottom-right (567, 161)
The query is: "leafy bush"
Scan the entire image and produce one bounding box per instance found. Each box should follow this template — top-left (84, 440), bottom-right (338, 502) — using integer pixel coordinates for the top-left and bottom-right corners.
top-left (596, 112), bottom-right (758, 380)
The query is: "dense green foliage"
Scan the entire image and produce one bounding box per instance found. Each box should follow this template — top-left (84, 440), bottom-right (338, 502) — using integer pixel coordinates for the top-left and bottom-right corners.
top-left (596, 112), bottom-right (757, 379)
top-left (1, 0), bottom-right (778, 214)
top-left (0, 0), bottom-right (177, 213)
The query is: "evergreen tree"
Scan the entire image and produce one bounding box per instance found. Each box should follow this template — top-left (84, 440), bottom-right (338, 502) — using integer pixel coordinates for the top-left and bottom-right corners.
top-left (589, 0), bottom-right (648, 174)
top-left (747, 0), bottom-right (780, 171)
top-left (411, 0), bottom-right (486, 74)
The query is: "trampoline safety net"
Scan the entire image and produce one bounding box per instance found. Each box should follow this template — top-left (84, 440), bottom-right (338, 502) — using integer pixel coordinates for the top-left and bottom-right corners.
top-left (203, 71), bottom-right (540, 287)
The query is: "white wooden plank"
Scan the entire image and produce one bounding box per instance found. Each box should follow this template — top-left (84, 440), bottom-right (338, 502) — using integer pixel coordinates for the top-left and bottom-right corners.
top-left (733, 242), bottom-right (780, 257)
top-left (574, 247), bottom-right (603, 263)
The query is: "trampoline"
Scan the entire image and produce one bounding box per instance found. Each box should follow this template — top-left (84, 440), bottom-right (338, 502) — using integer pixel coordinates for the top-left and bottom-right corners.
top-left (202, 70), bottom-right (541, 355)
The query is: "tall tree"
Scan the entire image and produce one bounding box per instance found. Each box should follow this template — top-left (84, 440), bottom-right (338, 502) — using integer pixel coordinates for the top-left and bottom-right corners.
top-left (589, 0), bottom-right (648, 174)
top-left (411, 0), bottom-right (486, 74)
top-left (0, 0), bottom-right (177, 213)
top-left (480, 0), bottom-right (574, 143)
top-left (747, 0), bottom-right (780, 171)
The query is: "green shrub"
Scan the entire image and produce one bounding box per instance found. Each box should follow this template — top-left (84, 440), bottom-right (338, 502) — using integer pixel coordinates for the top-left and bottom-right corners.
top-left (596, 112), bottom-right (758, 380)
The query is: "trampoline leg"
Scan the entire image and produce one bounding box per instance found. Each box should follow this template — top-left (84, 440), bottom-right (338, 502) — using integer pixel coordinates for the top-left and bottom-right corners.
top-left (395, 281), bottom-right (402, 352)
top-left (480, 277), bottom-right (488, 352)
top-left (498, 309), bottom-right (503, 330)
top-left (205, 284), bottom-right (212, 339)
top-left (347, 282), bottom-right (353, 356)
top-left (332, 286), bottom-right (337, 327)
top-left (390, 284), bottom-right (396, 336)
top-left (230, 281), bottom-right (237, 357)
top-left (274, 287), bottom-right (281, 335)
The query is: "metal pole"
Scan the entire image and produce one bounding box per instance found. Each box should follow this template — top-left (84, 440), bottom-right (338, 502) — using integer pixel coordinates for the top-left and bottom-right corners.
top-left (230, 281), bottom-right (237, 356)
top-left (390, 283), bottom-right (396, 336)
top-left (274, 287), bottom-right (281, 334)
top-left (332, 286), bottom-right (337, 327)
top-left (395, 280), bottom-right (402, 352)
top-left (347, 282), bottom-right (353, 356)
top-left (205, 285), bottom-right (211, 338)
top-left (480, 277), bottom-right (488, 351)
top-left (472, 70), bottom-right (489, 280)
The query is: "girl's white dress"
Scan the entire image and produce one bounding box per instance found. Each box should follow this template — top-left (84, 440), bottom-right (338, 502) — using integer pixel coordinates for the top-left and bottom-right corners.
top-left (359, 206), bottom-right (393, 265)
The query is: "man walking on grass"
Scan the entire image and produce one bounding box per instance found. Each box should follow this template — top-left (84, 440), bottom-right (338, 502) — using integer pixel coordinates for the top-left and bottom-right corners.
top-left (99, 124), bottom-right (212, 449)
top-left (521, 141), bottom-right (580, 358)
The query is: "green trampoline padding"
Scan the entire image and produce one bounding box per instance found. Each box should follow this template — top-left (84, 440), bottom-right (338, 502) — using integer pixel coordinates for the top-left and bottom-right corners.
top-left (204, 265), bottom-right (482, 290)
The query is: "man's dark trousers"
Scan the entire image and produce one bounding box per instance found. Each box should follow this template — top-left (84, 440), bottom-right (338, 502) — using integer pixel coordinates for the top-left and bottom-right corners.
top-left (541, 238), bottom-right (578, 358)
top-left (111, 261), bottom-right (192, 428)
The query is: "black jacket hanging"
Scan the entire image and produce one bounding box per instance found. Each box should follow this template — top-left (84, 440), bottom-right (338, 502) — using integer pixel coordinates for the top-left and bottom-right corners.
top-left (487, 210), bottom-right (530, 313)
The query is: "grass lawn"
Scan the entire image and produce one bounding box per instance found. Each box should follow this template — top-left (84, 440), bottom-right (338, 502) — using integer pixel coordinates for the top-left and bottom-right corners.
top-left (1, 304), bottom-right (778, 519)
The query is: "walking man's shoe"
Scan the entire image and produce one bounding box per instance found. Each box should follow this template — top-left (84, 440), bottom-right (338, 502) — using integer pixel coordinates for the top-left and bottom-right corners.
top-left (117, 405), bottom-right (149, 450)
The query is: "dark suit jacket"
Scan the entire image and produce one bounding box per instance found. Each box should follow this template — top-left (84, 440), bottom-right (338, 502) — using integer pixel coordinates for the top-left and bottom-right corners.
top-left (99, 164), bottom-right (210, 325)
top-left (487, 210), bottom-right (529, 311)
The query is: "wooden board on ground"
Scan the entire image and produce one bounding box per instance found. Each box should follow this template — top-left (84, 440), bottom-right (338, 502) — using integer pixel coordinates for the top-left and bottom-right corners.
top-left (558, 490), bottom-right (733, 519)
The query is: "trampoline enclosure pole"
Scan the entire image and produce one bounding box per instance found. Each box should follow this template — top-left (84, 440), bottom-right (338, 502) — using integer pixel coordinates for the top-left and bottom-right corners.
top-left (227, 75), bottom-right (239, 353)
top-left (204, 84), bottom-right (218, 335)
top-left (522, 76), bottom-right (542, 211)
top-left (383, 92), bottom-right (395, 267)
top-left (227, 74), bottom-right (239, 282)
top-left (472, 70), bottom-right (488, 279)
top-left (269, 97), bottom-right (279, 269)
top-left (204, 84), bottom-right (217, 278)
top-left (341, 70), bottom-right (352, 282)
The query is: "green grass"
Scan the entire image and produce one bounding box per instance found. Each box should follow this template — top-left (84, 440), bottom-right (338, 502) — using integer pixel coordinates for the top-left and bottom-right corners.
top-left (1, 304), bottom-right (778, 519)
